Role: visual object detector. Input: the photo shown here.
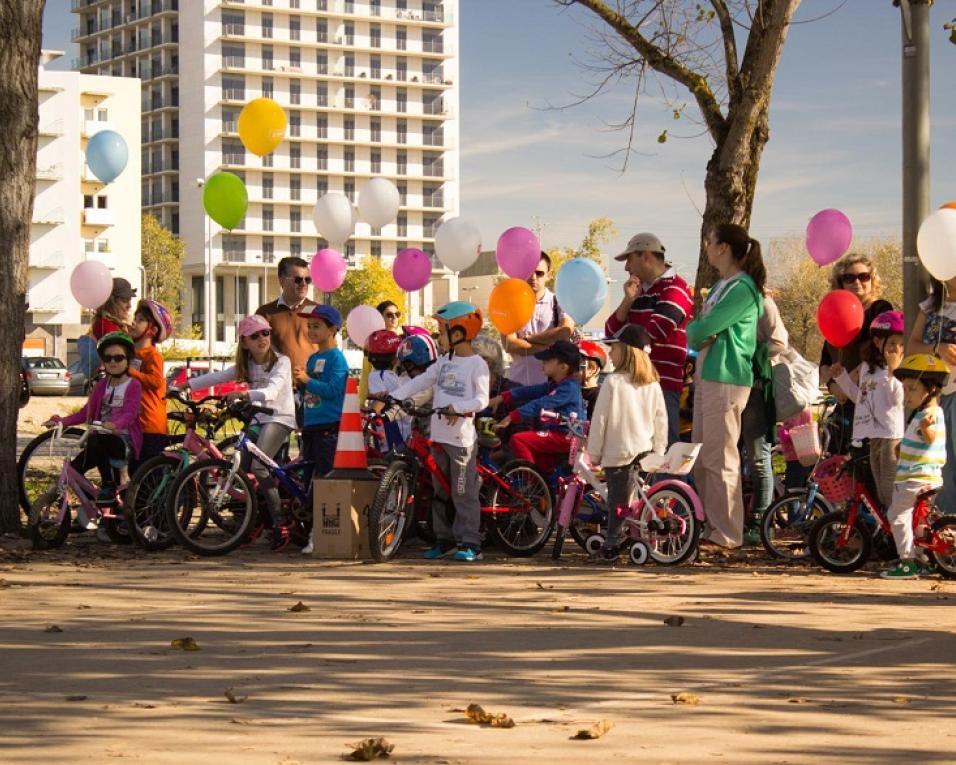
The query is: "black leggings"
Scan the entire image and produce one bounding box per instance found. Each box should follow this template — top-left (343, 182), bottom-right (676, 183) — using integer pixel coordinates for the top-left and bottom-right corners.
top-left (71, 432), bottom-right (128, 487)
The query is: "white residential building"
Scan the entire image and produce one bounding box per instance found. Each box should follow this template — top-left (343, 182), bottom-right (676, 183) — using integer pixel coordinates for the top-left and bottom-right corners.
top-left (28, 50), bottom-right (142, 361)
top-left (72, 0), bottom-right (460, 351)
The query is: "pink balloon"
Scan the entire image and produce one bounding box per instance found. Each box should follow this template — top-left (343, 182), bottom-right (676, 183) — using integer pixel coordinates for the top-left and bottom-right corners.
top-left (496, 226), bottom-right (541, 279)
top-left (309, 248), bottom-right (346, 292)
top-left (806, 209), bottom-right (853, 266)
top-left (392, 248), bottom-right (432, 292)
top-left (70, 260), bottom-right (113, 309)
top-left (346, 305), bottom-right (385, 347)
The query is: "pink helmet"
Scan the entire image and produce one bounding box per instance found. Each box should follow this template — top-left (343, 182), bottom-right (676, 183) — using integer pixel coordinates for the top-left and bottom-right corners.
top-left (237, 314), bottom-right (272, 338)
top-left (136, 299), bottom-right (174, 343)
top-left (870, 310), bottom-right (904, 337)
top-left (401, 325), bottom-right (432, 338)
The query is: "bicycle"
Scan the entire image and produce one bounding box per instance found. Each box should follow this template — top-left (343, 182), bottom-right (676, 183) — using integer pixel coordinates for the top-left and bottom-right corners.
top-left (164, 401), bottom-right (314, 556)
top-left (367, 398), bottom-right (553, 562)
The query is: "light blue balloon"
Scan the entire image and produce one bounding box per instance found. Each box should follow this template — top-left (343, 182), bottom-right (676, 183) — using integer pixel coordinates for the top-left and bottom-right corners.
top-left (555, 257), bottom-right (608, 325)
top-left (86, 129), bottom-right (128, 183)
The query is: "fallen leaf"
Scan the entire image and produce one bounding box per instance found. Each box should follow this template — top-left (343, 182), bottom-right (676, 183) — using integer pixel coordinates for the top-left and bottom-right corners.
top-left (229, 717), bottom-right (257, 726)
top-left (892, 696), bottom-right (913, 705)
top-left (663, 616), bottom-right (685, 627)
top-left (76, 604), bottom-right (92, 610)
top-left (572, 719), bottom-right (614, 740)
top-left (671, 692), bottom-right (701, 705)
top-left (464, 703), bottom-right (515, 728)
top-left (289, 601), bottom-right (310, 612)
top-left (65, 695), bottom-right (88, 702)
top-left (170, 637), bottom-right (200, 651)
top-left (224, 687), bottom-right (248, 704)
top-left (787, 697), bottom-right (811, 704)
top-left (44, 625), bottom-right (63, 633)
top-left (930, 583), bottom-right (942, 592)
top-left (347, 737), bottom-right (394, 761)
top-left (132, 702), bottom-right (156, 709)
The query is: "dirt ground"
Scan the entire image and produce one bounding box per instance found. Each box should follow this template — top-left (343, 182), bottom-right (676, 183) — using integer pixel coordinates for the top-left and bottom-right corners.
top-left (18, 396), bottom-right (88, 435)
top-left (0, 537), bottom-right (954, 764)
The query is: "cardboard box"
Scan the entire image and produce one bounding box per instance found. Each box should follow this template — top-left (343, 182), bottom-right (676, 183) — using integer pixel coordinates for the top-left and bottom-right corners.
top-left (312, 478), bottom-right (378, 559)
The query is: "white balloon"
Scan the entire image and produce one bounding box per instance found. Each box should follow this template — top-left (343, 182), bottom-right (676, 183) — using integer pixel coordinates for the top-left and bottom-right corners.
top-left (70, 260), bottom-right (113, 309)
top-left (312, 192), bottom-right (355, 244)
top-left (358, 177), bottom-right (400, 229)
top-left (346, 305), bottom-right (386, 347)
top-left (434, 217), bottom-right (482, 272)
top-left (917, 209), bottom-right (956, 281)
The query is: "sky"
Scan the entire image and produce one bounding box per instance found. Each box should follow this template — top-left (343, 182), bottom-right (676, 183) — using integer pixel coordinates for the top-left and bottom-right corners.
top-left (41, 0), bottom-right (956, 285)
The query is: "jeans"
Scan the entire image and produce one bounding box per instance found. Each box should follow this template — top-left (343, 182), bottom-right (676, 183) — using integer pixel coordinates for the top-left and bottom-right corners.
top-left (301, 424), bottom-right (339, 479)
top-left (242, 421), bottom-right (292, 524)
top-left (604, 463), bottom-right (636, 551)
top-left (431, 442), bottom-right (481, 549)
top-left (741, 388), bottom-right (774, 519)
top-left (938, 392), bottom-right (956, 515)
top-left (663, 389), bottom-right (681, 447)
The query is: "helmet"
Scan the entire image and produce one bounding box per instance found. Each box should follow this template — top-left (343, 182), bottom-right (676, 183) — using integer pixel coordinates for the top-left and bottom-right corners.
top-left (894, 354), bottom-right (950, 388)
top-left (97, 331), bottom-right (135, 359)
top-left (433, 301), bottom-right (482, 343)
top-left (870, 310), bottom-right (905, 337)
top-left (401, 325), bottom-right (431, 338)
top-left (577, 340), bottom-right (608, 370)
top-left (365, 329), bottom-right (402, 356)
top-left (136, 299), bottom-right (174, 343)
top-left (397, 334), bottom-right (439, 369)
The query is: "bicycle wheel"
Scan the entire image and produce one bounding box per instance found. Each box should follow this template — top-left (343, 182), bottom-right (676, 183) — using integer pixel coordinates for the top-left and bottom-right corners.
top-left (760, 491), bottom-right (830, 560)
top-left (18, 427), bottom-right (86, 519)
top-left (28, 488), bottom-right (70, 550)
top-left (166, 458), bottom-right (256, 556)
top-left (485, 460), bottom-right (553, 557)
top-left (638, 484), bottom-right (700, 565)
top-left (809, 510), bottom-right (872, 574)
top-left (368, 459), bottom-right (416, 562)
top-left (125, 454), bottom-right (182, 551)
top-left (926, 514), bottom-right (956, 579)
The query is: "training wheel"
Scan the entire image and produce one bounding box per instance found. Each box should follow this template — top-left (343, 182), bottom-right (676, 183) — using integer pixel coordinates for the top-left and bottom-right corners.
top-left (629, 540), bottom-right (650, 566)
top-left (584, 533), bottom-right (605, 556)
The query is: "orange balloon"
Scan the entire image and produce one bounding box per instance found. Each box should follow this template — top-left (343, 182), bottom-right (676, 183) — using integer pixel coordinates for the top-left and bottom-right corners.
top-left (941, 202), bottom-right (956, 211)
top-left (488, 278), bottom-right (535, 335)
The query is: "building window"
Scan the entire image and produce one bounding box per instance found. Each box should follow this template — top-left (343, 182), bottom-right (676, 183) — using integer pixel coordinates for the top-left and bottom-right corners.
top-left (423, 31), bottom-right (443, 54)
top-left (290, 80), bottom-right (300, 104)
top-left (289, 111), bottom-right (301, 137)
top-left (223, 140), bottom-right (245, 165)
top-left (344, 54), bottom-right (354, 77)
top-left (423, 152), bottom-right (443, 177)
top-left (397, 213), bottom-right (407, 237)
top-left (344, 22), bottom-right (354, 45)
top-left (370, 118), bottom-right (381, 142)
top-left (262, 236), bottom-right (275, 263)
top-left (290, 144), bottom-right (301, 168)
top-left (236, 276), bottom-right (249, 315)
top-left (424, 184), bottom-right (443, 208)
top-left (290, 175), bottom-right (301, 200)
top-left (371, 241), bottom-right (382, 258)
top-left (396, 28), bottom-right (406, 51)
top-left (263, 206), bottom-right (274, 231)
top-left (344, 2), bottom-right (354, 17)
top-left (263, 152), bottom-right (273, 167)
top-left (222, 10), bottom-right (245, 36)
top-left (344, 149), bottom-right (355, 172)
top-left (289, 17), bottom-right (300, 40)
top-left (423, 216), bottom-right (439, 238)
top-left (261, 13), bottom-right (273, 38)
top-left (317, 178), bottom-right (328, 196)
top-left (317, 52), bottom-right (328, 74)
top-left (290, 240), bottom-right (302, 257)
top-left (262, 175), bottom-right (273, 199)
top-left (344, 180), bottom-right (355, 202)
top-left (289, 47), bottom-right (301, 69)
top-left (370, 55), bottom-right (381, 80)
top-left (317, 116), bottom-right (328, 138)
top-left (368, 87), bottom-right (381, 111)
top-left (223, 235), bottom-right (246, 263)
top-left (397, 182), bottom-right (407, 205)
top-left (262, 77), bottom-right (274, 99)
top-left (397, 58), bottom-right (407, 82)
top-left (345, 242), bottom-right (355, 259)
top-left (318, 148), bottom-right (328, 170)
top-left (396, 89), bottom-right (407, 113)
top-left (397, 151), bottom-right (407, 175)
top-left (396, 118), bottom-right (407, 144)
top-left (370, 0), bottom-right (380, 16)
top-left (223, 43), bottom-right (245, 69)
top-left (261, 45), bottom-right (274, 70)
top-left (424, 122), bottom-right (443, 146)
top-left (424, 93), bottom-right (443, 115)
top-left (317, 84), bottom-right (328, 107)
top-left (370, 24), bottom-right (381, 48)
top-left (222, 75), bottom-right (245, 101)
top-left (344, 85), bottom-right (355, 109)
top-left (371, 150), bottom-right (381, 174)
top-left (222, 107), bottom-right (239, 133)
top-left (316, 20), bottom-right (328, 43)
top-left (344, 117), bottom-right (354, 141)
top-left (191, 276), bottom-right (204, 328)
top-left (291, 209), bottom-right (301, 232)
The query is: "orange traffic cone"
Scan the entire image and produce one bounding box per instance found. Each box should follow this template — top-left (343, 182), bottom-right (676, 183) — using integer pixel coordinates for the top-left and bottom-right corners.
top-left (327, 376), bottom-right (371, 479)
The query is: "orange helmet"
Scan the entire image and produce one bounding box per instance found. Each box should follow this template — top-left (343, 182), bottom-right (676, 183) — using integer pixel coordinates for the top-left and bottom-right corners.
top-left (433, 301), bottom-right (483, 343)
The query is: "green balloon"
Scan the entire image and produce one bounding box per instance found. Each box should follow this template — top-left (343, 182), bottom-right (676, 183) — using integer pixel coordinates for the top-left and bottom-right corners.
top-left (202, 171), bottom-right (248, 230)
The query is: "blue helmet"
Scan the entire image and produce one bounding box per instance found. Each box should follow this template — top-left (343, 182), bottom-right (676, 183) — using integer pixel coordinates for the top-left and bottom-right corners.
top-left (397, 334), bottom-right (439, 369)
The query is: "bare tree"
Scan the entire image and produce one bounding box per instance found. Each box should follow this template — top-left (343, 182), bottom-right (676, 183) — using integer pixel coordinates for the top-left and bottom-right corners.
top-left (0, 0), bottom-right (44, 532)
top-left (555, 0), bottom-right (802, 294)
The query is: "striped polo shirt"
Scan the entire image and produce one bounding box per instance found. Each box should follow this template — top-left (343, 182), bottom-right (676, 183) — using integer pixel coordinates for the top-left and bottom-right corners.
top-left (604, 267), bottom-right (693, 393)
top-left (896, 405), bottom-right (946, 485)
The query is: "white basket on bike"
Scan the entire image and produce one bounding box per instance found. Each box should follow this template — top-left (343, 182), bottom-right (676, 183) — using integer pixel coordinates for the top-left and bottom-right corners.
top-left (789, 422), bottom-right (821, 467)
top-left (640, 442), bottom-right (701, 475)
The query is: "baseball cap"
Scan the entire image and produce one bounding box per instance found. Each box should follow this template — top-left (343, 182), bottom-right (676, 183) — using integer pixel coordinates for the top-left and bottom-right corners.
top-left (237, 314), bottom-right (272, 337)
top-left (298, 303), bottom-right (342, 330)
top-left (602, 324), bottom-right (652, 352)
top-left (111, 277), bottom-right (137, 299)
top-left (614, 232), bottom-right (666, 261)
top-left (534, 340), bottom-right (582, 368)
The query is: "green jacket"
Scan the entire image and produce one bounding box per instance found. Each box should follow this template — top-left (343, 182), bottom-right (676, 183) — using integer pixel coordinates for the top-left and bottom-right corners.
top-left (686, 274), bottom-right (763, 387)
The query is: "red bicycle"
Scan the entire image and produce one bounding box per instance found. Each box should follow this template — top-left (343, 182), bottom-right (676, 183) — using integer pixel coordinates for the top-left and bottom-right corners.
top-left (367, 399), bottom-right (553, 562)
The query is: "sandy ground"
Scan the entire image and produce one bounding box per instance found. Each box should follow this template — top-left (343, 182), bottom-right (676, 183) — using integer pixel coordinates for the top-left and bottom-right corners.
top-left (1, 537), bottom-right (954, 764)
top-left (18, 396), bottom-right (88, 435)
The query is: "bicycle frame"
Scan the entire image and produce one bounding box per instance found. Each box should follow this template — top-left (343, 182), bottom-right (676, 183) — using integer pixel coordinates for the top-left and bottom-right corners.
top-left (225, 431), bottom-right (313, 510)
top-left (46, 428), bottom-right (124, 525)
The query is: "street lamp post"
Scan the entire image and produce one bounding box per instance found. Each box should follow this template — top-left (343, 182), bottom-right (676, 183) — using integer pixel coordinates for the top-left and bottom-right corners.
top-left (196, 178), bottom-right (214, 360)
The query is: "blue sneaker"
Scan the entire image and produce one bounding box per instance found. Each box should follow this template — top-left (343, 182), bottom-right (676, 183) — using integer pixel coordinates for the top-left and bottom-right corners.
top-left (423, 544), bottom-right (457, 560)
top-left (452, 546), bottom-right (482, 562)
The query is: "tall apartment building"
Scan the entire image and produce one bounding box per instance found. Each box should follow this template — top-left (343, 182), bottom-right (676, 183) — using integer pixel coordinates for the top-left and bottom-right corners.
top-left (72, 0), bottom-right (460, 350)
top-left (28, 50), bottom-right (141, 361)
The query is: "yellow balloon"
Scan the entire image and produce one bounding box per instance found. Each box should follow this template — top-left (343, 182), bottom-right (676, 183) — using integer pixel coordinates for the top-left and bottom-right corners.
top-left (237, 98), bottom-right (286, 157)
top-left (488, 279), bottom-right (535, 335)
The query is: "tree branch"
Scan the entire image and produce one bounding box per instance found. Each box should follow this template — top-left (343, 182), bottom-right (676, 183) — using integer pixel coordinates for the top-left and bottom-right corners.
top-left (710, 0), bottom-right (741, 102)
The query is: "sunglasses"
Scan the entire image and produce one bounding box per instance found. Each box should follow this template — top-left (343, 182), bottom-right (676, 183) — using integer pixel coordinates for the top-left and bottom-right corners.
top-left (529, 270), bottom-right (547, 279)
top-left (101, 354), bottom-right (128, 363)
top-left (383, 311), bottom-right (401, 319)
top-left (246, 329), bottom-right (272, 340)
top-left (285, 275), bottom-right (312, 285)
top-left (841, 272), bottom-right (872, 285)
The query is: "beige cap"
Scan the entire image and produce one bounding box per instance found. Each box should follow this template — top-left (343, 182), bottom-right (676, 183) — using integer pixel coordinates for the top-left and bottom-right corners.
top-left (614, 232), bottom-right (665, 261)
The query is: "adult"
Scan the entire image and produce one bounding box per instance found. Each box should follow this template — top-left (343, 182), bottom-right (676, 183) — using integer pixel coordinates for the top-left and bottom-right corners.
top-left (377, 300), bottom-right (402, 333)
top-left (605, 233), bottom-right (693, 446)
top-left (256, 256), bottom-right (318, 374)
top-left (92, 277), bottom-right (136, 339)
top-left (504, 252), bottom-right (574, 386)
top-left (686, 223), bottom-right (766, 549)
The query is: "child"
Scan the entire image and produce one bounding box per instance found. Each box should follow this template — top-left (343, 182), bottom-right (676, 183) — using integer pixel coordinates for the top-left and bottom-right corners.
top-left (587, 325), bottom-right (668, 560)
top-left (388, 332), bottom-right (439, 437)
top-left (365, 328), bottom-right (404, 448)
top-left (831, 310), bottom-right (906, 510)
top-left (127, 299), bottom-right (173, 472)
top-left (186, 314), bottom-right (297, 551)
top-left (45, 333), bottom-right (143, 518)
top-left (882, 354), bottom-right (949, 579)
top-left (293, 305), bottom-right (349, 479)
top-left (490, 340), bottom-right (586, 470)
top-left (390, 302), bottom-right (490, 562)
top-left (577, 340), bottom-right (607, 420)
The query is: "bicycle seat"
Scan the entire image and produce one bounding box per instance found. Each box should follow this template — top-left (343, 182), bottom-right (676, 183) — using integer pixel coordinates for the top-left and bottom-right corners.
top-left (477, 434), bottom-right (502, 450)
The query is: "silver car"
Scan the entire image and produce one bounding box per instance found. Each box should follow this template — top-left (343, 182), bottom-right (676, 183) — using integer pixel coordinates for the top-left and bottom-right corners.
top-left (21, 357), bottom-right (71, 396)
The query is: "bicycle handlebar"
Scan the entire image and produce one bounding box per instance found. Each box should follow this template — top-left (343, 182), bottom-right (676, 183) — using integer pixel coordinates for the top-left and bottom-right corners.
top-left (383, 396), bottom-right (473, 420)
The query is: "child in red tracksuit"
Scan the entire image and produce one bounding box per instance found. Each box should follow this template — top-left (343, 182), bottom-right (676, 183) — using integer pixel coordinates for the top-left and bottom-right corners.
top-left (490, 340), bottom-right (586, 468)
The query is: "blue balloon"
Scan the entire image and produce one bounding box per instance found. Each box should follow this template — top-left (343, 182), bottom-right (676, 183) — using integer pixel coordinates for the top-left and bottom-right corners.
top-left (86, 130), bottom-right (128, 183)
top-left (555, 258), bottom-right (608, 325)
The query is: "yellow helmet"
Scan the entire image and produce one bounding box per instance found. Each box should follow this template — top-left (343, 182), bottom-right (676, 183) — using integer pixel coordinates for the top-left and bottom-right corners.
top-left (894, 354), bottom-right (950, 388)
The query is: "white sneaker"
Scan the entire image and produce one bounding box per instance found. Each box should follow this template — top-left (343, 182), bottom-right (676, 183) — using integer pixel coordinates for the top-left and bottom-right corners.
top-left (301, 529), bottom-right (314, 555)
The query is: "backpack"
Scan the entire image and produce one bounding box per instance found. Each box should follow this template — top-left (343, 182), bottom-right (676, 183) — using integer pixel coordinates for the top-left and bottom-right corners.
top-left (773, 348), bottom-right (820, 422)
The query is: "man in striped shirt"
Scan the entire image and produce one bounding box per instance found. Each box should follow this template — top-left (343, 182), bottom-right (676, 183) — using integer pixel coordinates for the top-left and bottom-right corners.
top-left (605, 233), bottom-right (693, 446)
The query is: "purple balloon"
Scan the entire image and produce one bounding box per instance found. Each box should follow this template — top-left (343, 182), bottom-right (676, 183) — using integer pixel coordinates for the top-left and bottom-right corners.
top-left (392, 247), bottom-right (432, 292)
top-left (806, 209), bottom-right (853, 266)
top-left (309, 248), bottom-right (347, 292)
top-left (496, 226), bottom-right (541, 279)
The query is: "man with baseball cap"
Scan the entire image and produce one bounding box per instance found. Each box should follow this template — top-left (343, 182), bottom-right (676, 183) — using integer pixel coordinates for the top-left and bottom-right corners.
top-left (605, 233), bottom-right (693, 446)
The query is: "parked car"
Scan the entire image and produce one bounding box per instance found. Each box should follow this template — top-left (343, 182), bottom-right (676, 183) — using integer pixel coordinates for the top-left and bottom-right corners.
top-left (21, 357), bottom-right (71, 396)
top-left (67, 358), bottom-right (99, 395)
top-left (18, 367), bottom-right (30, 408)
top-left (165, 364), bottom-right (246, 401)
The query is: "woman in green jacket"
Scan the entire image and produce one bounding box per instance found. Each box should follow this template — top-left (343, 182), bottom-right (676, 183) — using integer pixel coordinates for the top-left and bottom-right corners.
top-left (686, 223), bottom-right (766, 548)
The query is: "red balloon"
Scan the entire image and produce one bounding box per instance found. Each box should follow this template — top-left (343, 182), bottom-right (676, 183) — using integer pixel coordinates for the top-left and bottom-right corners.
top-left (817, 290), bottom-right (864, 348)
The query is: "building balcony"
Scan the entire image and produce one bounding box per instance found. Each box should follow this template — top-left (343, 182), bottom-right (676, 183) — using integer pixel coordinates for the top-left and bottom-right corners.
top-left (85, 250), bottom-right (117, 269)
top-left (32, 207), bottom-right (65, 225)
top-left (35, 163), bottom-right (63, 181)
top-left (83, 207), bottom-right (115, 227)
top-left (38, 120), bottom-right (64, 137)
top-left (29, 250), bottom-right (65, 271)
top-left (27, 292), bottom-right (65, 314)
top-left (83, 120), bottom-right (116, 137)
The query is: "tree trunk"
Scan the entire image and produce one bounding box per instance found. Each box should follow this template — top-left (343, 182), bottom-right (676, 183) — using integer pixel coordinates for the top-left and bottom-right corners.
top-left (0, 1), bottom-right (44, 532)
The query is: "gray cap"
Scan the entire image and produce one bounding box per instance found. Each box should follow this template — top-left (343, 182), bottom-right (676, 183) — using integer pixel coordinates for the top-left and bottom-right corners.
top-left (614, 232), bottom-right (665, 261)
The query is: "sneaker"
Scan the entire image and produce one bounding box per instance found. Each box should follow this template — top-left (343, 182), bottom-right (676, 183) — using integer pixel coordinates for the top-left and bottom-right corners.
top-left (452, 545), bottom-right (483, 562)
top-left (880, 560), bottom-right (921, 579)
top-left (301, 530), bottom-right (314, 555)
top-left (269, 524), bottom-right (292, 552)
top-left (743, 526), bottom-right (762, 547)
top-left (423, 543), bottom-right (457, 560)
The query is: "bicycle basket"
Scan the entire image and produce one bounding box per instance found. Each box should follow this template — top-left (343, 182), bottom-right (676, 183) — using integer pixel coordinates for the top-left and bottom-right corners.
top-left (812, 455), bottom-right (852, 504)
